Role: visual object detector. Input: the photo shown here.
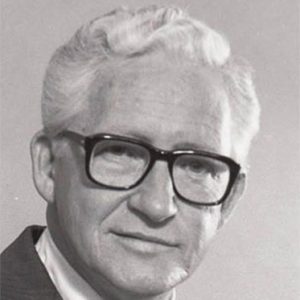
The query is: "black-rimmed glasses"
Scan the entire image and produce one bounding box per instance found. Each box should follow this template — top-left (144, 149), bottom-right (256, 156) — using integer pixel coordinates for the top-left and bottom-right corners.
top-left (60, 131), bottom-right (241, 206)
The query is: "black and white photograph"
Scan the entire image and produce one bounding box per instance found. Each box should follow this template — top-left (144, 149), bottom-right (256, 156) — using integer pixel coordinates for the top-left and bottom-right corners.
top-left (1, 1), bottom-right (299, 299)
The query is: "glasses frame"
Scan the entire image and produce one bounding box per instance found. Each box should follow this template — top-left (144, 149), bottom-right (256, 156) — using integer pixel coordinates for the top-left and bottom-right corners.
top-left (61, 130), bottom-right (241, 206)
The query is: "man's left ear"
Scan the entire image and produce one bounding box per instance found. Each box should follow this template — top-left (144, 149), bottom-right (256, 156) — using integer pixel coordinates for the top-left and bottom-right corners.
top-left (218, 173), bottom-right (246, 229)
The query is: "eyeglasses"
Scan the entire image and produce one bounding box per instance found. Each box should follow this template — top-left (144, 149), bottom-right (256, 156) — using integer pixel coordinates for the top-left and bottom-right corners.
top-left (60, 131), bottom-right (241, 206)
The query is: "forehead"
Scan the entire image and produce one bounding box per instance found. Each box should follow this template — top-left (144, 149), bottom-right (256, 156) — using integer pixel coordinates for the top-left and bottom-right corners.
top-left (79, 53), bottom-right (231, 154)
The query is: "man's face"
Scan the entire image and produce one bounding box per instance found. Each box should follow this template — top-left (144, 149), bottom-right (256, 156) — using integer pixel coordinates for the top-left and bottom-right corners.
top-left (49, 54), bottom-right (236, 297)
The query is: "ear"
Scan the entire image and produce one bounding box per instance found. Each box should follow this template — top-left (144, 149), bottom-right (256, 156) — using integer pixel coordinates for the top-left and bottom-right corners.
top-left (218, 172), bottom-right (246, 229)
top-left (30, 130), bottom-right (56, 203)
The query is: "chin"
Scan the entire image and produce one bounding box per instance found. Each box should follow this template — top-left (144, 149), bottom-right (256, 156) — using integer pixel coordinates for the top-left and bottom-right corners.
top-left (101, 264), bottom-right (190, 298)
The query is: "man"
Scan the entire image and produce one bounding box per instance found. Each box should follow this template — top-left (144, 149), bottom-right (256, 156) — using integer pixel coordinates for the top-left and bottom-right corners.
top-left (1, 5), bottom-right (260, 300)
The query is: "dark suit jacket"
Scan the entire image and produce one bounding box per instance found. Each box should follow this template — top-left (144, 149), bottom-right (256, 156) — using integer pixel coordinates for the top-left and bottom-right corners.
top-left (1, 226), bottom-right (62, 300)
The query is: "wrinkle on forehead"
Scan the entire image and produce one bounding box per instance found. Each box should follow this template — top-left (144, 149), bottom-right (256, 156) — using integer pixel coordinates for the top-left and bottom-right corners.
top-left (72, 52), bottom-right (232, 154)
top-left (113, 54), bottom-right (224, 102)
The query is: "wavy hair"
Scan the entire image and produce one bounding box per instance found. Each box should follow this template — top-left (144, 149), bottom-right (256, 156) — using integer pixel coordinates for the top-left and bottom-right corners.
top-left (42, 5), bottom-right (260, 157)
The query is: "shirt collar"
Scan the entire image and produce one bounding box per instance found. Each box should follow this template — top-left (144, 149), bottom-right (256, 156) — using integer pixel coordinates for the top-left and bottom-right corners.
top-left (35, 228), bottom-right (102, 300)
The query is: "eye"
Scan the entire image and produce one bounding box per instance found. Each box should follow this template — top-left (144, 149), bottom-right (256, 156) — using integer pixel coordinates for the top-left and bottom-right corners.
top-left (105, 145), bottom-right (132, 157)
top-left (92, 140), bottom-right (149, 164)
top-left (174, 155), bottom-right (231, 181)
top-left (187, 161), bottom-right (208, 173)
top-left (178, 157), bottom-right (213, 175)
top-left (95, 145), bottom-right (137, 163)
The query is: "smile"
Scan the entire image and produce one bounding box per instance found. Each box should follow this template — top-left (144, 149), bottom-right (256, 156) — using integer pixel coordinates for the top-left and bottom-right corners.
top-left (111, 231), bottom-right (179, 254)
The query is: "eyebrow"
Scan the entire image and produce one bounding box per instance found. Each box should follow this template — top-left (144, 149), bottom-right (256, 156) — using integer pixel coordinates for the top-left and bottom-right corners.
top-left (125, 131), bottom-right (217, 153)
top-left (124, 131), bottom-right (153, 144)
top-left (173, 142), bottom-right (210, 151)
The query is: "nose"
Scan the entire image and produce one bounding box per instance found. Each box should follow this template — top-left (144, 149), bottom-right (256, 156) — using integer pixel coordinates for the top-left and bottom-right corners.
top-left (127, 161), bottom-right (178, 223)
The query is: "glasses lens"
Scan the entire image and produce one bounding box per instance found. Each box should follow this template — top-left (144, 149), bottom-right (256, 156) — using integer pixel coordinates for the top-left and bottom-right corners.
top-left (89, 139), bottom-right (150, 188)
top-left (173, 154), bottom-right (230, 204)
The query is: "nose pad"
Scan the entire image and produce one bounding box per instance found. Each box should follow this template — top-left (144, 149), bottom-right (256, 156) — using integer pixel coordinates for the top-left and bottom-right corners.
top-left (127, 161), bottom-right (178, 223)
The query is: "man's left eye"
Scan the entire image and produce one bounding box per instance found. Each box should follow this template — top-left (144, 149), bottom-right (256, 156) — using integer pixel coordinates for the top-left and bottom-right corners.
top-left (186, 161), bottom-right (208, 173)
top-left (179, 158), bottom-right (213, 174)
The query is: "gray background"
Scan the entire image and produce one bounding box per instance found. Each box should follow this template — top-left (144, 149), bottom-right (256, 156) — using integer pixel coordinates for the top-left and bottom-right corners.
top-left (1, 0), bottom-right (299, 299)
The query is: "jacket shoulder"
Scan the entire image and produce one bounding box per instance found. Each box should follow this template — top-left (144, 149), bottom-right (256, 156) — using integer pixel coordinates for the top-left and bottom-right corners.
top-left (1, 225), bottom-right (61, 300)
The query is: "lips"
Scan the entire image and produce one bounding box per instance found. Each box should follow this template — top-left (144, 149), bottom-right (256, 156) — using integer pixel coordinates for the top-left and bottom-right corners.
top-left (111, 230), bottom-right (179, 248)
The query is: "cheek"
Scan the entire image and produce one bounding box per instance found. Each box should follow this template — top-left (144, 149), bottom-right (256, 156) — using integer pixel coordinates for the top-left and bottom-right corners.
top-left (54, 157), bottom-right (124, 262)
top-left (181, 205), bottom-right (221, 272)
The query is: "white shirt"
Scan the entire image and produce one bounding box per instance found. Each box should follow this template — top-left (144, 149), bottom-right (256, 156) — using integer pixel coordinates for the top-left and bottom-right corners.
top-left (35, 228), bottom-right (176, 300)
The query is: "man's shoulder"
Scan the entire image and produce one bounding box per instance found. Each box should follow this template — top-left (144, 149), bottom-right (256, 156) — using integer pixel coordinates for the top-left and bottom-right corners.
top-left (1, 225), bottom-right (44, 259)
top-left (0, 225), bottom-right (61, 300)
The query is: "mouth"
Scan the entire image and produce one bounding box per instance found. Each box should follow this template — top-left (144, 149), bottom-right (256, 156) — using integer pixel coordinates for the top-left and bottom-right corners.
top-left (111, 231), bottom-right (179, 254)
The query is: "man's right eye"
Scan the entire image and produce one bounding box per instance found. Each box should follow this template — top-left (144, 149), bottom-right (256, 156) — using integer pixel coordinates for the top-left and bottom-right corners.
top-left (105, 145), bottom-right (130, 156)
top-left (94, 145), bottom-right (131, 160)
top-left (94, 142), bottom-right (146, 162)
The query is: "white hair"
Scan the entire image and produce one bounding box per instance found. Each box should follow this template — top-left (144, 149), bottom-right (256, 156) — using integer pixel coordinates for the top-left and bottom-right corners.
top-left (42, 5), bottom-right (260, 157)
